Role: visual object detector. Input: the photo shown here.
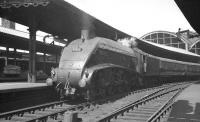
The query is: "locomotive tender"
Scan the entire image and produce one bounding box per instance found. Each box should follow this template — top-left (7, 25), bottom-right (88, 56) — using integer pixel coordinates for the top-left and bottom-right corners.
top-left (46, 37), bottom-right (200, 99)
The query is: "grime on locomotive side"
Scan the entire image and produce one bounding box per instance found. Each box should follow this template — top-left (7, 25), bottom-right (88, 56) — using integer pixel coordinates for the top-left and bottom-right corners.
top-left (46, 37), bottom-right (200, 100)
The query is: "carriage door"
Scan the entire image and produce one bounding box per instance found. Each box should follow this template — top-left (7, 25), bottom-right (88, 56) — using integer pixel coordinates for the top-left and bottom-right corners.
top-left (143, 55), bottom-right (147, 73)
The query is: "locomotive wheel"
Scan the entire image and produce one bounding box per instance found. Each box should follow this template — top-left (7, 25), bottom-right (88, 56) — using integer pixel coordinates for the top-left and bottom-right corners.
top-left (85, 67), bottom-right (137, 100)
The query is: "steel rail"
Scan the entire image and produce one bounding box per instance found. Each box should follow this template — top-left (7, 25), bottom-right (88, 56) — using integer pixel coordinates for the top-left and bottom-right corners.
top-left (0, 100), bottom-right (68, 119)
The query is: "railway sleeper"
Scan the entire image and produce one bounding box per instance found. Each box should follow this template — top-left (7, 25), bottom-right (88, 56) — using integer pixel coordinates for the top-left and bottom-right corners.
top-left (143, 103), bottom-right (163, 107)
top-left (131, 108), bottom-right (157, 113)
top-left (47, 114), bottom-right (63, 121)
top-left (127, 110), bottom-right (155, 115)
top-left (44, 108), bottom-right (62, 112)
top-left (124, 112), bottom-right (151, 117)
top-left (0, 120), bottom-right (16, 122)
top-left (138, 106), bottom-right (161, 110)
top-left (11, 116), bottom-right (31, 121)
top-left (47, 120), bottom-right (60, 122)
top-left (111, 119), bottom-right (141, 122)
top-left (47, 119), bottom-right (61, 122)
top-left (22, 113), bottom-right (42, 118)
top-left (34, 110), bottom-right (53, 114)
top-left (111, 115), bottom-right (148, 122)
top-left (52, 106), bottom-right (68, 110)
top-left (54, 106), bottom-right (69, 110)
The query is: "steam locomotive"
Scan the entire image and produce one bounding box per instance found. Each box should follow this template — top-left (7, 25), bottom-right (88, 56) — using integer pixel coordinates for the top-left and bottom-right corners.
top-left (46, 37), bottom-right (200, 100)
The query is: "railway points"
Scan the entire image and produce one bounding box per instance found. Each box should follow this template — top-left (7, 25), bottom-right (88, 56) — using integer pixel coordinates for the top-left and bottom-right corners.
top-left (94, 82), bottom-right (190, 122)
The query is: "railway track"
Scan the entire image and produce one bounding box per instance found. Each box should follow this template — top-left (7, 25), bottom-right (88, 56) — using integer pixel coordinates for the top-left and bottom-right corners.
top-left (94, 83), bottom-right (190, 122)
top-left (0, 83), bottom-right (59, 113)
top-left (0, 82), bottom-right (190, 122)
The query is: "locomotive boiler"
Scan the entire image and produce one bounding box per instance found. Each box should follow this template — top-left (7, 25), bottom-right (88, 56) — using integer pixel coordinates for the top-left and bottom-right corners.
top-left (47, 36), bottom-right (200, 100)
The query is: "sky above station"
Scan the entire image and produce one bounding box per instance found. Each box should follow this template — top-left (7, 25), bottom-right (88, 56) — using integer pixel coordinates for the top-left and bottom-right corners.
top-left (65, 0), bottom-right (195, 38)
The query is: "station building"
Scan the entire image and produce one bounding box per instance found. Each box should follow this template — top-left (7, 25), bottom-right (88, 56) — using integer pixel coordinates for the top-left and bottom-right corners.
top-left (140, 30), bottom-right (200, 55)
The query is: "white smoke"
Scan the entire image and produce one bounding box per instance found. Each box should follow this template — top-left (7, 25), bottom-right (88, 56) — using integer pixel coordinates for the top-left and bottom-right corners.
top-left (117, 37), bottom-right (137, 48)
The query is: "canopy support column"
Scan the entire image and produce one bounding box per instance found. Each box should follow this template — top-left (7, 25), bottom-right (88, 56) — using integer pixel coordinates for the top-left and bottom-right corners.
top-left (28, 17), bottom-right (37, 83)
top-left (6, 47), bottom-right (9, 66)
top-left (14, 48), bottom-right (16, 65)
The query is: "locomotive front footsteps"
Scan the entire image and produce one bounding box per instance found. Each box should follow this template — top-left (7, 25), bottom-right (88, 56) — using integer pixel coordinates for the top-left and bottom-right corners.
top-left (47, 37), bottom-right (200, 100)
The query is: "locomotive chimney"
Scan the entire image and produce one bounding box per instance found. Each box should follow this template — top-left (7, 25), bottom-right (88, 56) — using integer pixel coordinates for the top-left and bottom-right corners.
top-left (81, 29), bottom-right (90, 40)
top-left (81, 28), bottom-right (95, 41)
top-left (81, 14), bottom-right (95, 41)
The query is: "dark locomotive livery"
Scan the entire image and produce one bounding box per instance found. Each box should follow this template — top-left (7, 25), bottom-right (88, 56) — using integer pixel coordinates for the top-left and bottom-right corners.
top-left (46, 37), bottom-right (200, 99)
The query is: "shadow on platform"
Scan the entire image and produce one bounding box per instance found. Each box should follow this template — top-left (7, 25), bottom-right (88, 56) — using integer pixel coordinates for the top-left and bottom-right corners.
top-left (168, 100), bottom-right (200, 122)
top-left (194, 81), bottom-right (200, 84)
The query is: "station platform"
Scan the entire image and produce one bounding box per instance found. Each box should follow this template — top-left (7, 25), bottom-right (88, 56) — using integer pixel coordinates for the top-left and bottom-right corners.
top-left (0, 82), bottom-right (59, 113)
top-left (0, 76), bottom-right (47, 82)
top-left (0, 82), bottom-right (47, 93)
top-left (168, 81), bottom-right (200, 122)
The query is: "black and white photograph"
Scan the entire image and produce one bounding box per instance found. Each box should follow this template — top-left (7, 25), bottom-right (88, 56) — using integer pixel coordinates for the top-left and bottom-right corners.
top-left (0, 0), bottom-right (199, 122)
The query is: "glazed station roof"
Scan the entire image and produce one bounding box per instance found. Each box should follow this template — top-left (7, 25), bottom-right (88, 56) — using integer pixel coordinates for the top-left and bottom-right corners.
top-left (140, 30), bottom-right (200, 50)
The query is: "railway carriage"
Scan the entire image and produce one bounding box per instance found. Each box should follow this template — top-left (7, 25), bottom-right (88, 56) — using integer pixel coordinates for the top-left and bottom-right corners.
top-left (145, 53), bottom-right (200, 84)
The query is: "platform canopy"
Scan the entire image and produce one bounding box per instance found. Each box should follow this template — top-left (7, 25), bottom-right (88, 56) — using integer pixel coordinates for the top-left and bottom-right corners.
top-left (175, 0), bottom-right (200, 34)
top-left (136, 38), bottom-right (200, 63)
top-left (0, 0), bottom-right (131, 41)
top-left (0, 31), bottom-right (62, 55)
